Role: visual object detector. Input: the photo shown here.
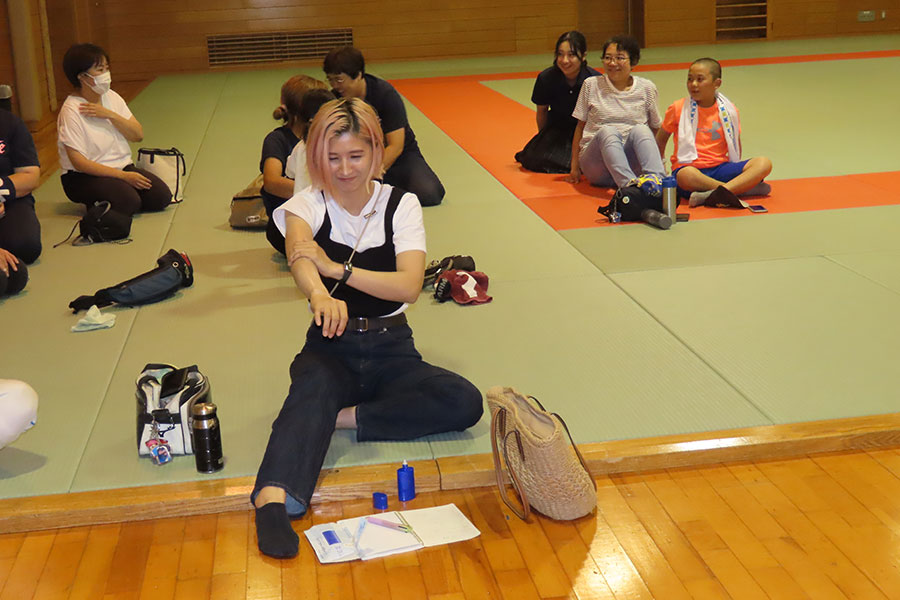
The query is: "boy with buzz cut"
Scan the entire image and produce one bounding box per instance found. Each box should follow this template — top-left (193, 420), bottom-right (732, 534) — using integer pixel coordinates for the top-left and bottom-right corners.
top-left (656, 58), bottom-right (772, 207)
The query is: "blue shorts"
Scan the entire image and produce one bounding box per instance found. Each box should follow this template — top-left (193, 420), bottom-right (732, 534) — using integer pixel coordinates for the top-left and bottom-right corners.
top-left (674, 160), bottom-right (749, 197)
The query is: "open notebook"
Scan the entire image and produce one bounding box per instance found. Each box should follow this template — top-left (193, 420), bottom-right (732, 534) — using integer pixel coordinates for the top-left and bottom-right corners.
top-left (305, 503), bottom-right (480, 563)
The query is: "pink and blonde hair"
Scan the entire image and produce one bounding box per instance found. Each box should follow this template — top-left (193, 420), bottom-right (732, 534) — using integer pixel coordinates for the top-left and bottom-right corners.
top-left (306, 98), bottom-right (385, 198)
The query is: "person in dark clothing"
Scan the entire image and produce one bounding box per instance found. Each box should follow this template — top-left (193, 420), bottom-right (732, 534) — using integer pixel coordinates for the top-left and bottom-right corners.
top-left (515, 31), bottom-right (600, 173)
top-left (323, 46), bottom-right (445, 207)
top-left (0, 107), bottom-right (41, 296)
top-left (260, 75), bottom-right (330, 255)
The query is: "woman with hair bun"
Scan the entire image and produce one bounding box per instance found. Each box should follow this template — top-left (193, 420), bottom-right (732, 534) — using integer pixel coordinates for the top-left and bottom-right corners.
top-left (515, 31), bottom-right (600, 173)
top-left (260, 75), bottom-right (328, 254)
top-left (251, 98), bottom-right (483, 559)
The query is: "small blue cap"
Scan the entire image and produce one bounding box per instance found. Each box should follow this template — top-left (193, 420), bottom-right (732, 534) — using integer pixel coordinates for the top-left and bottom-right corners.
top-left (662, 176), bottom-right (677, 187)
top-left (373, 492), bottom-right (388, 510)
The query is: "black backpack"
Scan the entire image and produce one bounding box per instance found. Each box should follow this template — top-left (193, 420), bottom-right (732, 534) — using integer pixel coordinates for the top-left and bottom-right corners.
top-left (79, 201), bottom-right (132, 244)
top-left (598, 185), bottom-right (664, 223)
top-left (54, 201), bottom-right (132, 247)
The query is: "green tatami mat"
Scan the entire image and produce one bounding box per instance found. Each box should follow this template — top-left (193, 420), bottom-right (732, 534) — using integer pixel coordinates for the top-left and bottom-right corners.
top-left (413, 274), bottom-right (770, 459)
top-left (563, 205), bottom-right (900, 274)
top-left (829, 250), bottom-right (900, 295)
top-left (0, 74), bottom-right (231, 498)
top-left (611, 256), bottom-right (900, 423)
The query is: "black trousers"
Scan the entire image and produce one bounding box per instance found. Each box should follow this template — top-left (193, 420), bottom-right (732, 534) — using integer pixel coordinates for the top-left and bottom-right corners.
top-left (61, 164), bottom-right (171, 216)
top-left (0, 196), bottom-right (41, 264)
top-left (253, 322), bottom-right (483, 517)
top-left (383, 149), bottom-right (445, 207)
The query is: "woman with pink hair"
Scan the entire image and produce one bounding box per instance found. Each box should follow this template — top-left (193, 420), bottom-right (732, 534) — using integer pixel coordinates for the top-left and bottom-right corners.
top-left (250, 98), bottom-right (482, 559)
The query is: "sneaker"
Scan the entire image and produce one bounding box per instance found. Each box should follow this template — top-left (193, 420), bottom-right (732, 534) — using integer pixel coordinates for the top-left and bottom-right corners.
top-left (634, 173), bottom-right (662, 197)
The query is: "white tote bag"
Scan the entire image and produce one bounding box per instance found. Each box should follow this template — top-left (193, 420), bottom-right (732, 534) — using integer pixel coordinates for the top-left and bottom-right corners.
top-left (136, 147), bottom-right (187, 202)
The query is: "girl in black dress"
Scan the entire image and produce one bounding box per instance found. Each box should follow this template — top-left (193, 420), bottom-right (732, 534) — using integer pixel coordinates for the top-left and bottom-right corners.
top-left (515, 31), bottom-right (600, 174)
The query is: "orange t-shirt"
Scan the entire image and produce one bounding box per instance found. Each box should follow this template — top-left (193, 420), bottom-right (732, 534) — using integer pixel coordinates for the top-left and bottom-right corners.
top-left (661, 98), bottom-right (741, 170)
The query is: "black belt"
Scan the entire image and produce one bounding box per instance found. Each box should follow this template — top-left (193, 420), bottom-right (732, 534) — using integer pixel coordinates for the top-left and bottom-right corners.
top-left (346, 313), bottom-right (407, 333)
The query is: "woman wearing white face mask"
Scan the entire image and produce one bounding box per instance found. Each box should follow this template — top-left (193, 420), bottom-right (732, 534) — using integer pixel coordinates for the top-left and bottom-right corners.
top-left (57, 44), bottom-right (171, 218)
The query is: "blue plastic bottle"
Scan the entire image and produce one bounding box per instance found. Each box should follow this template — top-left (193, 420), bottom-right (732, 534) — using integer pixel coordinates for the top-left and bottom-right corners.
top-left (397, 460), bottom-right (416, 502)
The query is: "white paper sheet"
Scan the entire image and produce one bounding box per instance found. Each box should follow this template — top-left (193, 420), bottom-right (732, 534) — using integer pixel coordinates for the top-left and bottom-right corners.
top-left (304, 503), bottom-right (480, 563)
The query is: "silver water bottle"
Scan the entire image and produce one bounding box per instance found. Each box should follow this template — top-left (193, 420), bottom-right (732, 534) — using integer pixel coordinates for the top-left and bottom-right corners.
top-left (662, 175), bottom-right (677, 223)
top-left (191, 402), bottom-right (224, 473)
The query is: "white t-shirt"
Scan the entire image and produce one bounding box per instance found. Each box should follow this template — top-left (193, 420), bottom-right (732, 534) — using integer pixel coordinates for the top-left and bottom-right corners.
top-left (572, 75), bottom-right (661, 155)
top-left (285, 140), bottom-right (311, 194)
top-left (57, 90), bottom-right (134, 173)
top-left (274, 181), bottom-right (426, 256)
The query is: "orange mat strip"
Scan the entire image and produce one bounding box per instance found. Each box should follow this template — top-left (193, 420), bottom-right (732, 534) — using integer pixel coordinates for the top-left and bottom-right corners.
top-left (392, 52), bottom-right (900, 231)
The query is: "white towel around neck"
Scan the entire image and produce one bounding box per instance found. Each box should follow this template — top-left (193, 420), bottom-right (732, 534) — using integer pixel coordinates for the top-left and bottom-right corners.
top-left (676, 93), bottom-right (741, 165)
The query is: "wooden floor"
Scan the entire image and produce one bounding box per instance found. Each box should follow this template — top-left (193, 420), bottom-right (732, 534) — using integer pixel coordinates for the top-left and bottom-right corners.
top-left (4, 449), bottom-right (900, 599)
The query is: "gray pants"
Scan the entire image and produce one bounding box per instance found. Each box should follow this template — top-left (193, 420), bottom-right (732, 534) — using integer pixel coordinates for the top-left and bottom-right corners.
top-left (580, 124), bottom-right (665, 188)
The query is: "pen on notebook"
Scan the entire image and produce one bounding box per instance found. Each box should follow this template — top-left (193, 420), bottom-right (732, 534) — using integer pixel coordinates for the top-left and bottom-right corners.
top-left (366, 516), bottom-right (411, 532)
top-left (397, 512), bottom-right (424, 545)
top-left (353, 517), bottom-right (368, 555)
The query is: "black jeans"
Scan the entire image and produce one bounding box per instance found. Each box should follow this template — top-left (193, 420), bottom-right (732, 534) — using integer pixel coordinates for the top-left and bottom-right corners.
top-left (61, 164), bottom-right (171, 216)
top-left (383, 149), bottom-right (445, 207)
top-left (0, 196), bottom-right (41, 264)
top-left (253, 322), bottom-right (483, 516)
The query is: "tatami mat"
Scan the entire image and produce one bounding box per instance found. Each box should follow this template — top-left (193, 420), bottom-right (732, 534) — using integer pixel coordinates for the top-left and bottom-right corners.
top-left (829, 250), bottom-right (900, 294)
top-left (562, 204), bottom-right (900, 274)
top-left (610, 256), bottom-right (900, 422)
top-left (4, 35), bottom-right (900, 500)
top-left (415, 274), bottom-right (770, 459)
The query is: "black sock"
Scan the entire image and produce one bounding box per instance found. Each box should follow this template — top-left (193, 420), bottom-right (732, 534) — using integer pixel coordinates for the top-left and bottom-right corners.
top-left (255, 503), bottom-right (299, 558)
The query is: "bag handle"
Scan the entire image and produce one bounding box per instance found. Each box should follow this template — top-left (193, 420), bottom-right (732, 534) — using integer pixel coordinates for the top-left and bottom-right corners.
top-left (490, 407), bottom-right (530, 520)
top-left (527, 394), bottom-right (595, 492)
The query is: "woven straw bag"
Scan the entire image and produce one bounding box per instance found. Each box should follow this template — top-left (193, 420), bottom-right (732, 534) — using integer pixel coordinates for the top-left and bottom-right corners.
top-left (486, 386), bottom-right (597, 520)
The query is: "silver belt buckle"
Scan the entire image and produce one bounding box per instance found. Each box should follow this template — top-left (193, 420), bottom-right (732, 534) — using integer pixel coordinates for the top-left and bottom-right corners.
top-left (356, 317), bottom-right (369, 332)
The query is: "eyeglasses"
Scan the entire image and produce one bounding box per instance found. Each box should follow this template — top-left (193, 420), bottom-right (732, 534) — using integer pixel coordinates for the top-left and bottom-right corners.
top-left (326, 75), bottom-right (347, 86)
top-left (602, 55), bottom-right (629, 64)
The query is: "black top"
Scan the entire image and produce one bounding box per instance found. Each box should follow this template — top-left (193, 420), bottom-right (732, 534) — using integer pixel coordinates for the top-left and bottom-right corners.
top-left (314, 186), bottom-right (405, 318)
top-left (531, 64), bottom-right (601, 127)
top-left (353, 74), bottom-right (419, 156)
top-left (259, 125), bottom-right (299, 215)
top-left (0, 110), bottom-right (40, 203)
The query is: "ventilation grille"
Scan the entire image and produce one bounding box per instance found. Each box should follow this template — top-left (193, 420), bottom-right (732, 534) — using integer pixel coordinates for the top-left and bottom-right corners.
top-left (207, 28), bottom-right (353, 66)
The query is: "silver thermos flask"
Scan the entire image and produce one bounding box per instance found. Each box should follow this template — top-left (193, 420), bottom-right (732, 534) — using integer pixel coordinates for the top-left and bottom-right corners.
top-left (191, 402), bottom-right (224, 473)
top-left (662, 175), bottom-right (677, 224)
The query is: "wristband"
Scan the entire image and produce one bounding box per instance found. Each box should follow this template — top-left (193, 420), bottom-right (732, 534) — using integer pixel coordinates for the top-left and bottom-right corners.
top-left (340, 261), bottom-right (353, 284)
top-left (0, 176), bottom-right (14, 202)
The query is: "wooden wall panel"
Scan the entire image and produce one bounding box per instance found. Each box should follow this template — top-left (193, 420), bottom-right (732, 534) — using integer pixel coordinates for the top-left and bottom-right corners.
top-left (91, 0), bottom-right (585, 81)
top-left (45, 0), bottom-right (79, 105)
top-left (643, 0), bottom-right (715, 46)
top-left (770, 0), bottom-right (900, 39)
top-left (0, 0), bottom-right (16, 111)
top-left (578, 0), bottom-right (628, 53)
